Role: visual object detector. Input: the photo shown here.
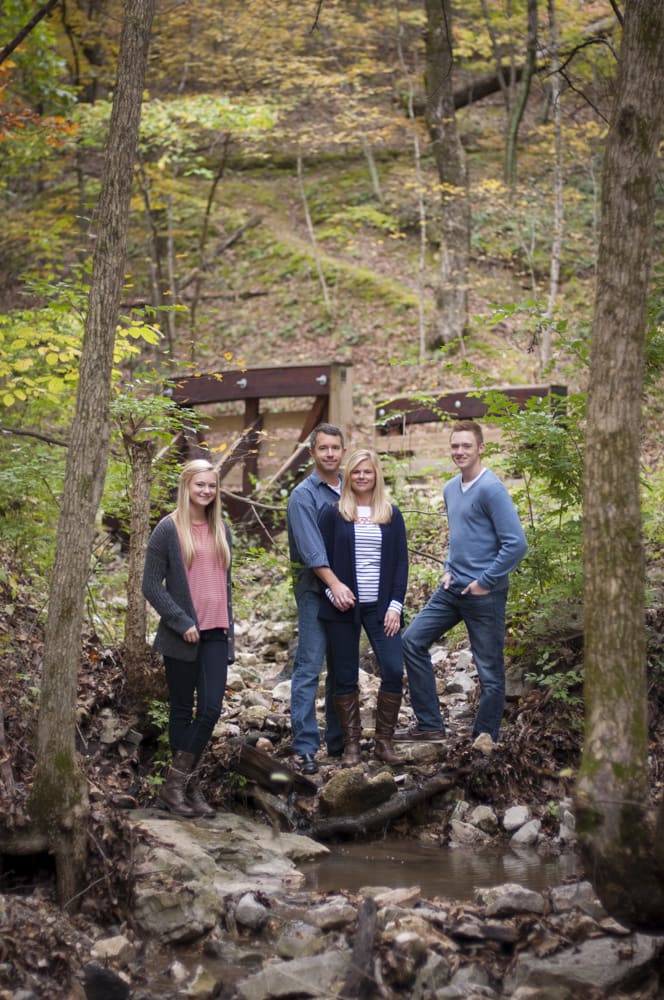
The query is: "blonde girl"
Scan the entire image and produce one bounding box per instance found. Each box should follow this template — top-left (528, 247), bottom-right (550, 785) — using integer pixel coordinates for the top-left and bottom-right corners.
top-left (143, 460), bottom-right (234, 816)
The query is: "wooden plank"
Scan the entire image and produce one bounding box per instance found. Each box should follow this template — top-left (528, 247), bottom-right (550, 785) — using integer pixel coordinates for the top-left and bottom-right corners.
top-left (328, 362), bottom-right (353, 443)
top-left (296, 394), bottom-right (328, 444)
top-left (169, 365), bottom-right (336, 405)
top-left (204, 409), bottom-right (315, 436)
top-left (375, 384), bottom-right (567, 433)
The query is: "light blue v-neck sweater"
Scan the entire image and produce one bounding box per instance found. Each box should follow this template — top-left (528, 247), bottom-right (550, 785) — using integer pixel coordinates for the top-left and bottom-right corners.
top-left (443, 469), bottom-right (527, 592)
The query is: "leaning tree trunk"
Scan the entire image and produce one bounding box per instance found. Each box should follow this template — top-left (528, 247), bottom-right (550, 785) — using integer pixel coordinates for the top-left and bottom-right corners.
top-left (123, 435), bottom-right (157, 702)
top-left (575, 0), bottom-right (664, 929)
top-left (28, 0), bottom-right (156, 909)
top-left (424, 0), bottom-right (470, 350)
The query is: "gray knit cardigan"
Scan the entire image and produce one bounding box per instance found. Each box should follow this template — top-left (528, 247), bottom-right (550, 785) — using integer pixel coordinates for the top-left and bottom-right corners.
top-left (142, 515), bottom-right (235, 663)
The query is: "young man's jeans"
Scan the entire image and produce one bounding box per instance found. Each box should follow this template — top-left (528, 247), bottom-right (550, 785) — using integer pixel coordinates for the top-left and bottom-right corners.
top-left (290, 590), bottom-right (342, 755)
top-left (324, 602), bottom-right (404, 696)
top-left (402, 585), bottom-right (508, 740)
top-left (164, 628), bottom-right (229, 763)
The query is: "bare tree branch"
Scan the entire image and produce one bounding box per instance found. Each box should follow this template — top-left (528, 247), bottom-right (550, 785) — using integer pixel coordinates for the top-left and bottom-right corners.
top-left (0, 424), bottom-right (68, 447)
top-left (310, 0), bottom-right (325, 33)
top-left (0, 0), bottom-right (60, 65)
top-left (608, 0), bottom-right (624, 28)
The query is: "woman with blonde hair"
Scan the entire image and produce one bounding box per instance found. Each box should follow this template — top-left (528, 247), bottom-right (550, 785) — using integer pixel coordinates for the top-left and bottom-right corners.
top-left (143, 459), bottom-right (234, 816)
top-left (315, 449), bottom-right (408, 766)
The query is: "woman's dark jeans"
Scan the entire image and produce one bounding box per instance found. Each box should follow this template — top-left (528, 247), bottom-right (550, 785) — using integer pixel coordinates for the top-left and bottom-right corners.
top-left (325, 602), bottom-right (403, 696)
top-left (164, 628), bottom-right (228, 762)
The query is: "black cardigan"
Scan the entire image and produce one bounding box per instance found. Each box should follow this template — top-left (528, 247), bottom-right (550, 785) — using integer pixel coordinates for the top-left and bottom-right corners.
top-left (142, 516), bottom-right (235, 663)
top-left (317, 503), bottom-right (408, 624)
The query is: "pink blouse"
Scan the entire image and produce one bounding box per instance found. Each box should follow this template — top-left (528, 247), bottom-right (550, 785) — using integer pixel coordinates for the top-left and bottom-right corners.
top-left (185, 523), bottom-right (230, 631)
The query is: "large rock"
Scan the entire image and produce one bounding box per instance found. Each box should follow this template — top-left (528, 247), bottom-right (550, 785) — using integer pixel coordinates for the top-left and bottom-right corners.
top-left (133, 880), bottom-right (223, 944)
top-left (234, 948), bottom-right (352, 999)
top-left (503, 804), bottom-right (531, 831)
top-left (550, 881), bottom-right (605, 919)
top-left (411, 952), bottom-right (452, 999)
top-left (510, 818), bottom-right (542, 846)
top-left (504, 933), bottom-right (664, 994)
top-left (129, 810), bottom-right (328, 942)
top-left (475, 882), bottom-right (546, 916)
top-left (306, 897), bottom-right (357, 930)
top-left (318, 766), bottom-right (397, 816)
top-left (449, 818), bottom-right (490, 846)
top-left (274, 921), bottom-right (325, 958)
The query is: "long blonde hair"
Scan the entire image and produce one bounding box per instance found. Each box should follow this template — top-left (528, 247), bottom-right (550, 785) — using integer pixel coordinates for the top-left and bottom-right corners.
top-left (338, 448), bottom-right (393, 524)
top-left (172, 460), bottom-right (231, 568)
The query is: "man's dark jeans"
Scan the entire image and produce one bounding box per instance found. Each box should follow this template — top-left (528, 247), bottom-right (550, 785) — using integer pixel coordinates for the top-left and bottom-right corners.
top-left (290, 590), bottom-right (342, 755)
top-left (402, 585), bottom-right (507, 740)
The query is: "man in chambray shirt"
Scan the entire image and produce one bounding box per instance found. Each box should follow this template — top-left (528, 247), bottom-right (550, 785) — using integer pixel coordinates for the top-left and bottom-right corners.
top-left (287, 423), bottom-right (353, 774)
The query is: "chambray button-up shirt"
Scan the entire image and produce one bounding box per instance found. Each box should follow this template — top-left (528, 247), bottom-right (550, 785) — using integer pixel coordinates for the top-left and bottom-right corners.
top-left (287, 470), bottom-right (342, 600)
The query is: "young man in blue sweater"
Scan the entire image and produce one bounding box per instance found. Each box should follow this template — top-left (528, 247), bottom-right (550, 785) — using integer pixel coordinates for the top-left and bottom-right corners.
top-left (396, 420), bottom-right (527, 753)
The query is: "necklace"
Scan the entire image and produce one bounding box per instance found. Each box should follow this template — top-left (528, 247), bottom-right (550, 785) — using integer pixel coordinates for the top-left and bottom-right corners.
top-left (356, 505), bottom-right (373, 525)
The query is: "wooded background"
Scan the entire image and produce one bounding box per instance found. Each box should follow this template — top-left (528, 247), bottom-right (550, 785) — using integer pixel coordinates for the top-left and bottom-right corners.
top-left (1, 0), bottom-right (664, 926)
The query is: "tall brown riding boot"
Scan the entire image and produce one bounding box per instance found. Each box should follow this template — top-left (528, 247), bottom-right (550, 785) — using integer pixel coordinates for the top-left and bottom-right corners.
top-left (374, 691), bottom-right (403, 764)
top-left (334, 692), bottom-right (362, 767)
top-left (159, 750), bottom-right (196, 817)
top-left (186, 767), bottom-right (215, 818)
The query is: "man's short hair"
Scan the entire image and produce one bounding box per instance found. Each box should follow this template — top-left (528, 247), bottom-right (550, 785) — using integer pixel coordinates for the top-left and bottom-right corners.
top-left (309, 423), bottom-right (345, 449)
top-left (450, 419), bottom-right (484, 445)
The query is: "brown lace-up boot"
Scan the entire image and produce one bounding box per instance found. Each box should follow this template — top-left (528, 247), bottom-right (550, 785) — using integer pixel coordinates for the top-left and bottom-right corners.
top-left (334, 692), bottom-right (362, 767)
top-left (374, 691), bottom-right (402, 764)
top-left (185, 768), bottom-right (215, 818)
top-left (159, 751), bottom-right (196, 817)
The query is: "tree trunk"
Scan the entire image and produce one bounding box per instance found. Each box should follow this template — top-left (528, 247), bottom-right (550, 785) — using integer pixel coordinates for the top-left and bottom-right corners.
top-left (424, 0), bottom-right (470, 350)
top-left (504, 0), bottom-right (538, 187)
top-left (123, 435), bottom-right (156, 701)
top-left (29, 0), bottom-right (156, 909)
top-left (576, 0), bottom-right (664, 929)
top-left (541, 0), bottom-right (563, 371)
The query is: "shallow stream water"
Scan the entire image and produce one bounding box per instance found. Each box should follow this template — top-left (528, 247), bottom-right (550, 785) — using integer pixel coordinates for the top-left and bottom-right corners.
top-left (145, 839), bottom-right (581, 995)
top-left (300, 837), bottom-right (581, 901)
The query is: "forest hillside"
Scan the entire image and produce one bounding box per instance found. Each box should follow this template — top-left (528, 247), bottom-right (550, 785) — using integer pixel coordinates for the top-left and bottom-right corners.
top-left (2, 2), bottom-right (664, 994)
top-left (2, 0), bottom-right (663, 729)
top-left (2, 1), bottom-right (641, 601)
top-left (2, 2), bottom-right (664, 679)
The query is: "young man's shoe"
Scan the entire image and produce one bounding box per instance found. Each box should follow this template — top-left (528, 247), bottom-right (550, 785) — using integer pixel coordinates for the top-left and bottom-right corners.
top-left (472, 732), bottom-right (496, 756)
top-left (392, 726), bottom-right (446, 743)
top-left (297, 753), bottom-right (319, 775)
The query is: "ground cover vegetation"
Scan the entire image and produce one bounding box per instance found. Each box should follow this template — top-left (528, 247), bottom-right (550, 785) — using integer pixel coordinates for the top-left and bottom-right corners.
top-left (0, 0), bottom-right (663, 990)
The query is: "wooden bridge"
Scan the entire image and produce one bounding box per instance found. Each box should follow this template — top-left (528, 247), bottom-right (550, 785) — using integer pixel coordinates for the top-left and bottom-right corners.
top-left (375, 383), bottom-right (567, 435)
top-left (167, 369), bottom-right (565, 538)
top-left (168, 362), bottom-right (352, 538)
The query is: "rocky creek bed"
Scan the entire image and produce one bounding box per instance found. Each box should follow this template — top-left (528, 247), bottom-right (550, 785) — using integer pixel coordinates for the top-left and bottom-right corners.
top-left (2, 615), bottom-right (664, 999)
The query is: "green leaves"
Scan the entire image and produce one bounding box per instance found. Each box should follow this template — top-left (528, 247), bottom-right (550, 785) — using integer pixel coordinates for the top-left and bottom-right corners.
top-left (0, 301), bottom-right (162, 416)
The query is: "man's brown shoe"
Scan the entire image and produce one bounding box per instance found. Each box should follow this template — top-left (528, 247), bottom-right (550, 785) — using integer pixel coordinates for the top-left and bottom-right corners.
top-left (472, 733), bottom-right (496, 756)
top-left (392, 727), bottom-right (446, 743)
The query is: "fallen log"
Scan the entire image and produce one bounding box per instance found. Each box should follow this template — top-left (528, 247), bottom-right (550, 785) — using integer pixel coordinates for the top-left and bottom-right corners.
top-left (225, 741), bottom-right (318, 797)
top-left (310, 770), bottom-right (464, 840)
